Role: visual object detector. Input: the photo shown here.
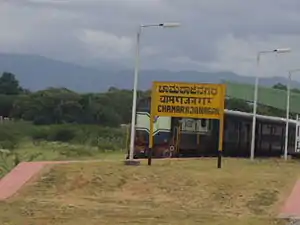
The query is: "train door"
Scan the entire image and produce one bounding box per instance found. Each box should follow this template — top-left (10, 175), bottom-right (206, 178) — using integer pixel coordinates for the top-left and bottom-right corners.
top-left (178, 118), bottom-right (212, 156)
top-left (169, 117), bottom-right (181, 157)
top-left (179, 118), bottom-right (199, 156)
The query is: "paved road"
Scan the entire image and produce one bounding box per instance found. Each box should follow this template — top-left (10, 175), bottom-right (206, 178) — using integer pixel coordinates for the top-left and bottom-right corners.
top-left (0, 159), bottom-right (118, 200)
top-left (280, 180), bottom-right (300, 219)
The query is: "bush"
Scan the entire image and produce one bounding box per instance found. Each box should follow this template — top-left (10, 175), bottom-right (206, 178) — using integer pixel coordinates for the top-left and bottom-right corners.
top-left (0, 122), bottom-right (127, 151)
top-left (31, 125), bottom-right (77, 143)
top-left (31, 127), bottom-right (50, 141)
top-left (0, 140), bottom-right (18, 150)
top-left (28, 124), bottom-right (127, 151)
top-left (47, 126), bottom-right (76, 142)
top-left (49, 124), bottom-right (127, 150)
top-left (58, 144), bottom-right (95, 157)
top-left (0, 122), bottom-right (25, 150)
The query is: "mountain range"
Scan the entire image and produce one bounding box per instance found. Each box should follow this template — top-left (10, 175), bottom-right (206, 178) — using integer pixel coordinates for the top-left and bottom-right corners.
top-left (0, 53), bottom-right (298, 93)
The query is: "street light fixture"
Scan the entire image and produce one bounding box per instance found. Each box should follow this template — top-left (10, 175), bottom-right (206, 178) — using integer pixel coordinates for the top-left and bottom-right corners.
top-left (160, 22), bottom-right (181, 28)
top-left (141, 23), bottom-right (181, 28)
top-left (126, 22), bottom-right (181, 164)
top-left (284, 69), bottom-right (300, 160)
top-left (250, 48), bottom-right (291, 161)
top-left (273, 48), bottom-right (292, 53)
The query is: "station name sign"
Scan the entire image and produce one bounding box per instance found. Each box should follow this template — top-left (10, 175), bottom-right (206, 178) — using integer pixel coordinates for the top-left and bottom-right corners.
top-left (151, 81), bottom-right (226, 119)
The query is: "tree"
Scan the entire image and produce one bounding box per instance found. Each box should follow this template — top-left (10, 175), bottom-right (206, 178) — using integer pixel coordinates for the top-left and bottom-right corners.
top-left (272, 82), bottom-right (300, 94)
top-left (226, 98), bottom-right (252, 112)
top-left (272, 83), bottom-right (287, 90)
top-left (0, 72), bottom-right (23, 95)
top-left (1, 70), bottom-right (295, 127)
top-left (0, 95), bottom-right (16, 117)
top-left (11, 88), bottom-right (83, 125)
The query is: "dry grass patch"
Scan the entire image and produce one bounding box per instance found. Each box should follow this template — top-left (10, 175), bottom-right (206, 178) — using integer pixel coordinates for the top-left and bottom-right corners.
top-left (0, 158), bottom-right (299, 225)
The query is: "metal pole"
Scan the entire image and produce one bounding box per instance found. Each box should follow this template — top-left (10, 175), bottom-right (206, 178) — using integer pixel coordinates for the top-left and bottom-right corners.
top-left (295, 114), bottom-right (299, 153)
top-left (128, 27), bottom-right (141, 160)
top-left (250, 54), bottom-right (260, 160)
top-left (284, 72), bottom-right (291, 160)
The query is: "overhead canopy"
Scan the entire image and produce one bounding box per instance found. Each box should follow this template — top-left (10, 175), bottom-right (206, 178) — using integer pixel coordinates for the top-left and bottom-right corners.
top-left (224, 81), bottom-right (300, 114)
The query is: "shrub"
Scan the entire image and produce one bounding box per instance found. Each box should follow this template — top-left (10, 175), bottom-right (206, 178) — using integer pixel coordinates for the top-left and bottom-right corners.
top-left (31, 127), bottom-right (50, 141)
top-left (59, 145), bottom-right (95, 157)
top-left (47, 126), bottom-right (76, 142)
top-left (0, 123), bottom-right (23, 150)
top-left (47, 142), bottom-right (96, 158)
top-left (28, 123), bottom-right (127, 151)
top-left (30, 125), bottom-right (77, 143)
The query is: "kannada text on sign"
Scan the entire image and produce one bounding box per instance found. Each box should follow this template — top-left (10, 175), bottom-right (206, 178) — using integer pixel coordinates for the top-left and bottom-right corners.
top-left (151, 82), bottom-right (225, 119)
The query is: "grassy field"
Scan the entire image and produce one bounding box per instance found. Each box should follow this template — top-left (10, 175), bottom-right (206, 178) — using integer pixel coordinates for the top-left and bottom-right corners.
top-left (0, 141), bottom-right (126, 178)
top-left (0, 158), bottom-right (299, 225)
top-left (0, 121), bottom-right (128, 176)
top-left (15, 141), bottom-right (126, 161)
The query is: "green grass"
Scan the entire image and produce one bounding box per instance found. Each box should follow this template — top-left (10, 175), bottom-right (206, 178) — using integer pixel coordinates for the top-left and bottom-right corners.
top-left (0, 121), bottom-right (128, 152)
top-left (0, 158), bottom-right (299, 224)
top-left (0, 122), bottom-right (129, 177)
top-left (18, 141), bottom-right (126, 161)
top-left (0, 141), bottom-right (126, 178)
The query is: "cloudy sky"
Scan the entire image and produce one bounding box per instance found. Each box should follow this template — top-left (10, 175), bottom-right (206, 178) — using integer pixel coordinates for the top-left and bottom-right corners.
top-left (2, 0), bottom-right (300, 78)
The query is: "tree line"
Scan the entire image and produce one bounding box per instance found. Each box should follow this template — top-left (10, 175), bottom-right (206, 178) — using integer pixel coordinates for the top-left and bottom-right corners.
top-left (0, 72), bottom-right (147, 127)
top-left (0, 72), bottom-right (295, 127)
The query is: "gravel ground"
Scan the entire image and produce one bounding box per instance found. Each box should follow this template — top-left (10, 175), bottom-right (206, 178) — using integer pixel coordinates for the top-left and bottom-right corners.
top-left (288, 219), bottom-right (300, 225)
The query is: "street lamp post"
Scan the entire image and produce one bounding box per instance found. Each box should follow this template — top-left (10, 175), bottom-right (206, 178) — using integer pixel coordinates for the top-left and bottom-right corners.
top-left (126, 22), bottom-right (181, 165)
top-left (284, 69), bottom-right (300, 160)
top-left (250, 48), bottom-right (291, 161)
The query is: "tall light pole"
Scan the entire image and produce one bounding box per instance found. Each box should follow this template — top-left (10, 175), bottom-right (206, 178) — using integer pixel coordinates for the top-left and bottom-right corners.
top-left (127, 22), bottom-right (181, 164)
top-left (284, 69), bottom-right (300, 160)
top-left (250, 48), bottom-right (291, 161)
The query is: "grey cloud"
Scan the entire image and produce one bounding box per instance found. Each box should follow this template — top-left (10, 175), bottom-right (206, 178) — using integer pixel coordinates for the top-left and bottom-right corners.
top-left (2, 0), bottom-right (300, 77)
top-left (0, 2), bottom-right (87, 62)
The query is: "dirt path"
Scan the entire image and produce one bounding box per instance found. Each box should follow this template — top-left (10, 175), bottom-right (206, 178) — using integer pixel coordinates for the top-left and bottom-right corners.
top-left (0, 159), bottom-right (128, 200)
top-left (279, 180), bottom-right (300, 219)
top-left (0, 162), bottom-right (47, 200)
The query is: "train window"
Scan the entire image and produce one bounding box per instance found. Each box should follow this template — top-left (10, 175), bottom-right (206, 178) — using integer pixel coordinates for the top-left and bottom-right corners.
top-left (186, 119), bottom-right (193, 127)
top-left (201, 119), bottom-right (207, 127)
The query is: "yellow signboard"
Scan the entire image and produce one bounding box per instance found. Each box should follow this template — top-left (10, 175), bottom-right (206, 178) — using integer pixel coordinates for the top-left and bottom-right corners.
top-left (148, 81), bottom-right (226, 167)
top-left (151, 81), bottom-right (226, 119)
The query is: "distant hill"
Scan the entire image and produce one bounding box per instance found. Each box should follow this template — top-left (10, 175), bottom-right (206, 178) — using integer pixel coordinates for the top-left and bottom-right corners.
top-left (0, 53), bottom-right (299, 92)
